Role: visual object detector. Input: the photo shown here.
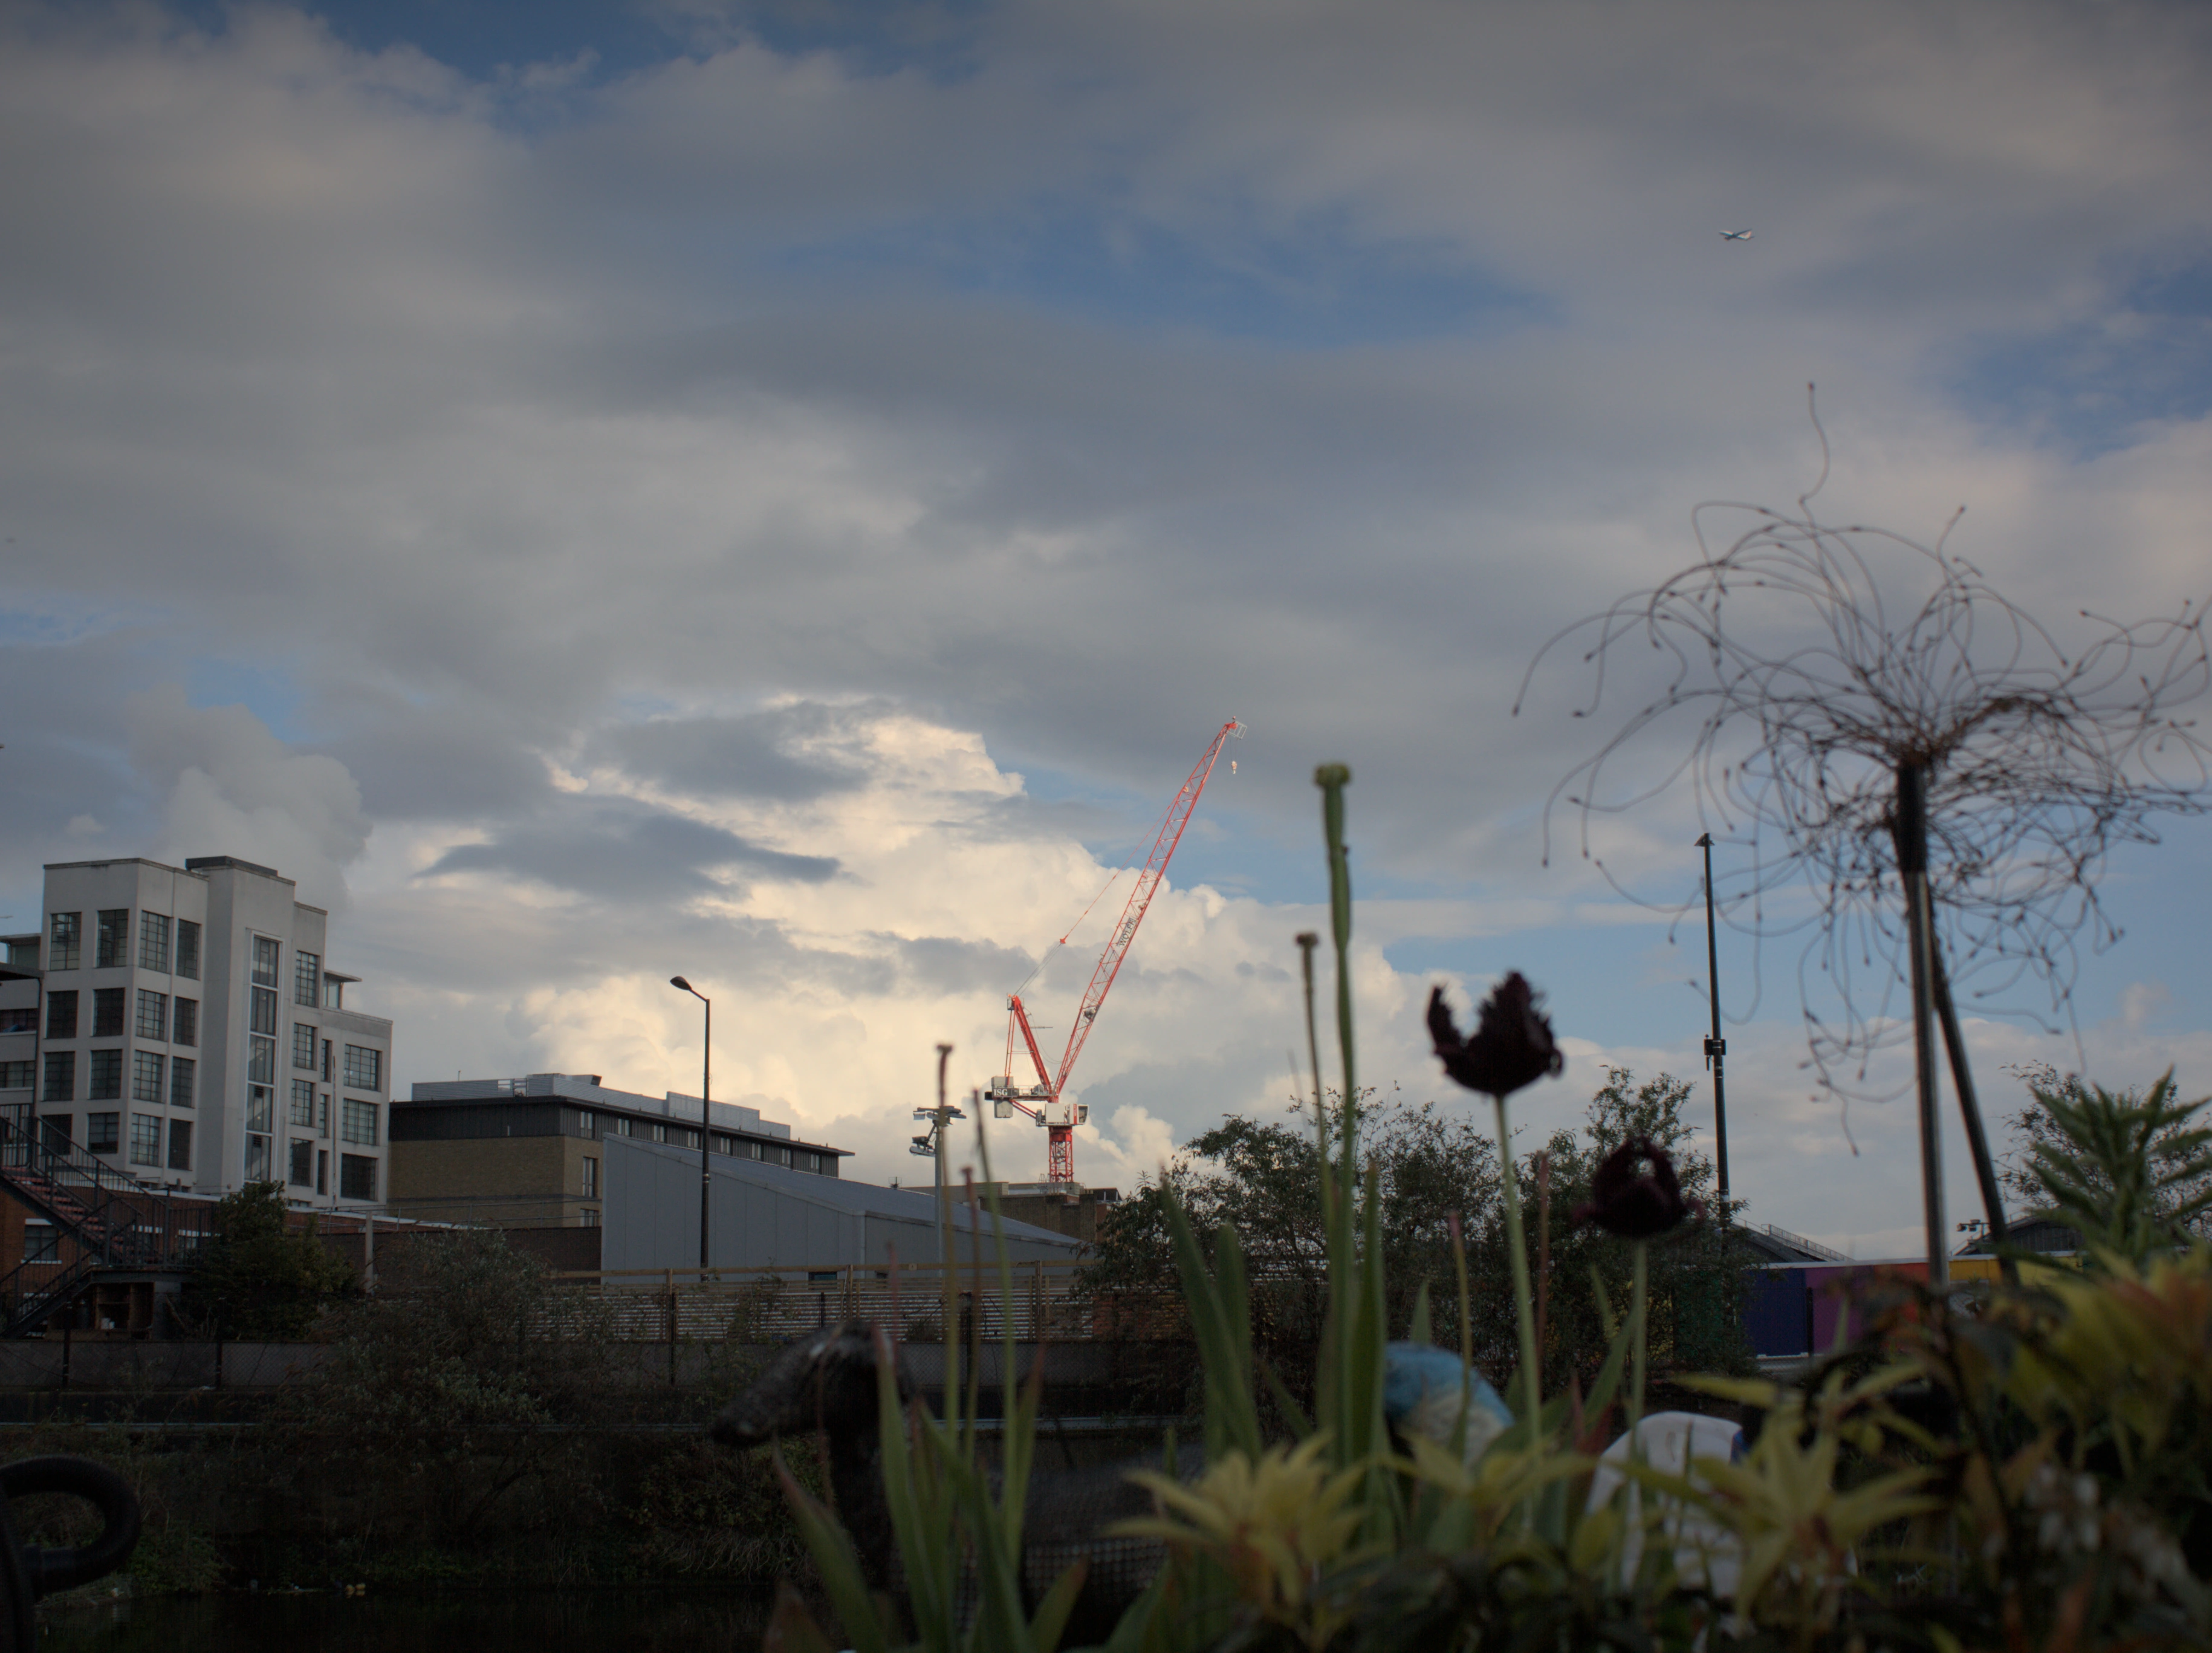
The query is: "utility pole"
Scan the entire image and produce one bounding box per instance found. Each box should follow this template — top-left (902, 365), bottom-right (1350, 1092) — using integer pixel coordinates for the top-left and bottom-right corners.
top-left (1696, 834), bottom-right (1731, 1204)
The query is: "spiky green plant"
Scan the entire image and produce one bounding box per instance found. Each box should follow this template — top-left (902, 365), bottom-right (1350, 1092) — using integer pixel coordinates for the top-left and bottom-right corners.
top-left (2022, 1070), bottom-right (2212, 1264)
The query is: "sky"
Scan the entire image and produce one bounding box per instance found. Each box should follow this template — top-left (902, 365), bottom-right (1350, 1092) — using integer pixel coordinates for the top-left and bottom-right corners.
top-left (4, 0), bottom-right (2210, 1257)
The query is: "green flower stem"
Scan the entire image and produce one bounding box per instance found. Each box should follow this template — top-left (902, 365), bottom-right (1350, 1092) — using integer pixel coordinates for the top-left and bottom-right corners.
top-left (1492, 1096), bottom-right (1542, 1441)
top-left (1629, 1239), bottom-right (1649, 1435)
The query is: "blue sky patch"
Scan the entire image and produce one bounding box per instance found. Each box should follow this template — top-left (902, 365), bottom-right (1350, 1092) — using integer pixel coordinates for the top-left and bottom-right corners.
top-left (167, 0), bottom-right (987, 85)
top-left (776, 203), bottom-right (1545, 348)
top-left (187, 658), bottom-right (311, 744)
top-left (1954, 256), bottom-right (2212, 457)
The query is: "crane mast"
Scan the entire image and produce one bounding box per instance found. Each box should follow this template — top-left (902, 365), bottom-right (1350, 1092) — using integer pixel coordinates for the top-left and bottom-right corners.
top-left (989, 719), bottom-right (1243, 1182)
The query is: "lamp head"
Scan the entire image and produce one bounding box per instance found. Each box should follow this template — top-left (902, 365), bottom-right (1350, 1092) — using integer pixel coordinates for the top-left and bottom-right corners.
top-left (670, 975), bottom-right (694, 993)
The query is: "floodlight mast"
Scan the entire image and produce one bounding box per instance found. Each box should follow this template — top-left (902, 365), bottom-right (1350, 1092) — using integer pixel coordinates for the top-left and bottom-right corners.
top-left (991, 720), bottom-right (1244, 1182)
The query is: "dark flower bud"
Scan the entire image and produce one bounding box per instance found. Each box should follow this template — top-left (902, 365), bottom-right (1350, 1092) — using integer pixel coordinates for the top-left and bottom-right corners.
top-left (1572, 1135), bottom-right (1698, 1239)
top-left (1427, 973), bottom-right (1565, 1100)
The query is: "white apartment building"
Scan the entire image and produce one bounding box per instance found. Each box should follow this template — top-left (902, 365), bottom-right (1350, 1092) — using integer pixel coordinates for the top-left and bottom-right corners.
top-left (28, 856), bottom-right (393, 1207)
top-left (1, 935), bottom-right (39, 1116)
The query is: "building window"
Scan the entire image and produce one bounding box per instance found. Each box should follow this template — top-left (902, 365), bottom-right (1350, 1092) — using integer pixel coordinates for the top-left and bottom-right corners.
top-left (248, 1036), bottom-right (275, 1085)
top-left (342, 1098), bottom-right (378, 1146)
top-left (343, 1045), bottom-right (381, 1091)
top-left (172, 998), bottom-right (197, 1047)
top-left (290, 1079), bottom-right (316, 1126)
top-left (95, 910), bottom-right (129, 969)
top-left (0, 1062), bottom-right (31, 1091)
top-left (319, 1091), bottom-right (331, 1137)
top-left (293, 1024), bottom-right (317, 1070)
top-left (138, 913), bottom-right (172, 973)
top-left (577, 1109), bottom-right (595, 1137)
top-left (48, 912), bottom-right (80, 973)
top-left (24, 1222), bottom-right (56, 1264)
top-left (252, 935), bottom-right (279, 988)
top-left (87, 1112), bottom-right (120, 1154)
top-left (649, 1122), bottom-right (667, 1143)
top-left (131, 1051), bottom-right (165, 1105)
top-left (167, 1120), bottom-right (192, 1172)
top-left (289, 1138), bottom-right (314, 1187)
top-left (45, 990), bottom-right (77, 1040)
top-left (581, 1156), bottom-right (598, 1198)
top-left (580, 1207), bottom-right (599, 1229)
top-left (92, 987), bottom-right (125, 1038)
top-left (129, 1114), bottom-right (161, 1166)
top-left (39, 1117), bottom-right (71, 1152)
top-left (175, 920), bottom-right (200, 981)
top-left (88, 1049), bottom-right (123, 1102)
top-left (244, 1135), bottom-right (271, 1183)
top-left (41, 1051), bottom-right (74, 1105)
top-left (0, 1007), bottom-right (33, 1034)
top-left (170, 1057), bottom-right (195, 1109)
top-left (712, 1132), bottom-right (735, 1155)
top-left (684, 1128), bottom-right (701, 1149)
top-left (294, 950), bottom-right (320, 1007)
top-left (317, 1149), bottom-right (328, 1195)
top-left (246, 1084), bottom-right (274, 1132)
top-left (339, 1154), bottom-right (376, 1201)
top-left (135, 989), bottom-right (168, 1041)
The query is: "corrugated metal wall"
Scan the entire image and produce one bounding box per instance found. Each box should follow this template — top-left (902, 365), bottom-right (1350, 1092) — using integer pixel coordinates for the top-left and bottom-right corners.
top-left (601, 1134), bottom-right (1079, 1272)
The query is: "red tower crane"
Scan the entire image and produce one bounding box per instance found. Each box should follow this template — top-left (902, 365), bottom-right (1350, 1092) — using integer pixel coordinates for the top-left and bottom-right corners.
top-left (988, 720), bottom-right (1244, 1183)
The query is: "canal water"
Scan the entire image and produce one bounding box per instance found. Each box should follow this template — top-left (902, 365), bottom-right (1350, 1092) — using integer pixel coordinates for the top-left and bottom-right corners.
top-left (39, 1588), bottom-right (779, 1651)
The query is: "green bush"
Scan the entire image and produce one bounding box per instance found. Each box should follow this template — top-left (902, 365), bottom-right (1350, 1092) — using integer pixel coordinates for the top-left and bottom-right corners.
top-left (177, 1182), bottom-right (354, 1340)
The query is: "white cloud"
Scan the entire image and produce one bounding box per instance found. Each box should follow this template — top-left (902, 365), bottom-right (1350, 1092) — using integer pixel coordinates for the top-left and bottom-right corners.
top-left (126, 689), bottom-right (369, 911)
top-left (1, 1), bottom-right (2208, 1244)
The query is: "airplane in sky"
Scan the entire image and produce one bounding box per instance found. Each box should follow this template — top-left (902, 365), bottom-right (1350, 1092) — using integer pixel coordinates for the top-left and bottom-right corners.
top-left (1720, 229), bottom-right (1754, 241)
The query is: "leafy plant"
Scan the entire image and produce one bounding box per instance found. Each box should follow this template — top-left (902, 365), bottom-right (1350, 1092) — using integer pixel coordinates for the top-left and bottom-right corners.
top-left (766, 1132), bottom-right (1089, 1652)
top-left (767, 751), bottom-right (2212, 1652)
top-left (2006, 1065), bottom-right (2212, 1261)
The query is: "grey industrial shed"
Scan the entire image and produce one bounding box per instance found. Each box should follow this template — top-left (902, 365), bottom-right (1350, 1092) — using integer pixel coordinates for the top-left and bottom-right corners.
top-left (600, 1133), bottom-right (1083, 1273)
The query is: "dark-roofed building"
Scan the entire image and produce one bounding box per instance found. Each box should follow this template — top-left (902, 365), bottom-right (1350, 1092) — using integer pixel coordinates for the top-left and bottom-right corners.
top-left (388, 1071), bottom-right (848, 1231)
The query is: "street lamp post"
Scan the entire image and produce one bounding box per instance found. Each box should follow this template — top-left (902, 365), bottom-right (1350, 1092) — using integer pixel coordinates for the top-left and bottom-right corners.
top-left (670, 976), bottom-right (712, 1272)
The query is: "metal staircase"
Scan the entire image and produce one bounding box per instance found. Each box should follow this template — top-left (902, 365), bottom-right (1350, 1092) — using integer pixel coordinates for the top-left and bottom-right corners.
top-left (0, 1115), bottom-right (189, 1337)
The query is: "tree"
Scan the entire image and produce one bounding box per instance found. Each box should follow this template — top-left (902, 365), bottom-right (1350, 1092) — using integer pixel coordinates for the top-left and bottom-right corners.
top-left (1087, 1071), bottom-right (1752, 1398)
top-left (1523, 1068), bottom-right (1750, 1385)
top-left (178, 1181), bottom-right (354, 1340)
top-left (2003, 1063), bottom-right (2212, 1261)
top-left (276, 1226), bottom-right (617, 1547)
top-left (1084, 1088), bottom-right (1499, 1390)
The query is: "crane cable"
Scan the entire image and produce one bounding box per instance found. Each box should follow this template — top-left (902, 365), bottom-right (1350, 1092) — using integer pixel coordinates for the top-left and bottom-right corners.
top-left (1008, 864), bottom-right (1125, 1002)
